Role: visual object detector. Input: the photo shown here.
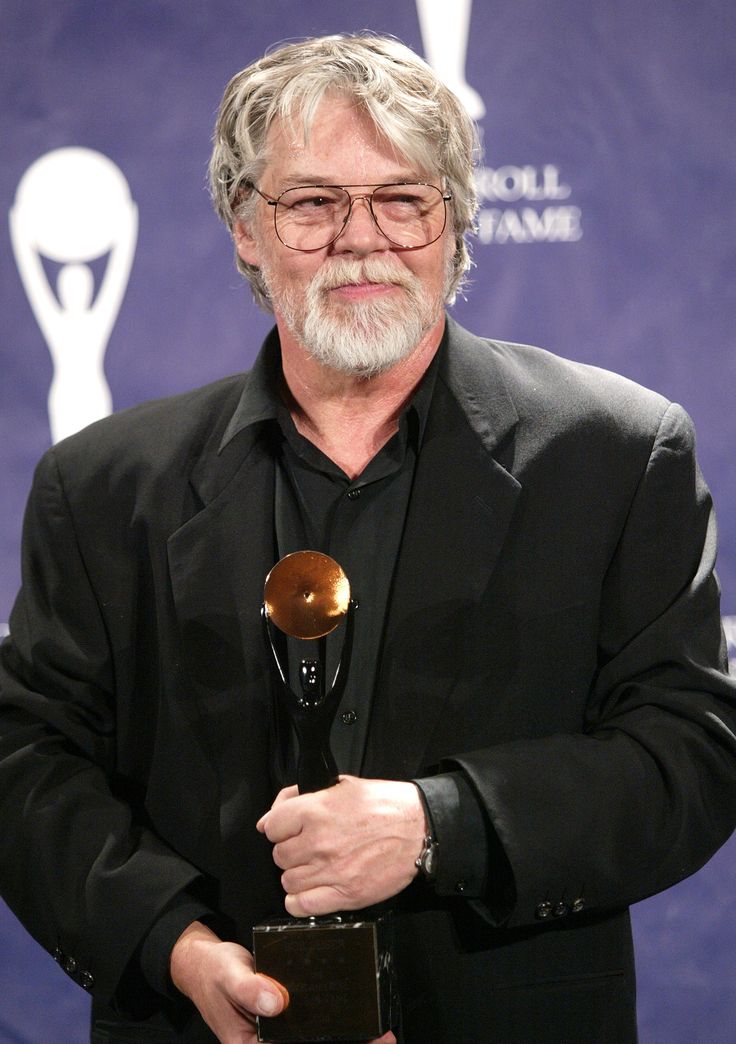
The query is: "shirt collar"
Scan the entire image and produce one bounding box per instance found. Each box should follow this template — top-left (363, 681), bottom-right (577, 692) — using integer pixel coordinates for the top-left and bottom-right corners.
top-left (219, 327), bottom-right (284, 451)
top-left (219, 321), bottom-right (446, 454)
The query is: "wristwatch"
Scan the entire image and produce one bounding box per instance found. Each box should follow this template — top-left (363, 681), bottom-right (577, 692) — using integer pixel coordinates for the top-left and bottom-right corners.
top-left (415, 834), bottom-right (439, 881)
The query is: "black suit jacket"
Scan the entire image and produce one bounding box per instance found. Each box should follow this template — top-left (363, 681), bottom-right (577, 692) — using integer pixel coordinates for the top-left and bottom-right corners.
top-left (1, 318), bottom-right (735, 1043)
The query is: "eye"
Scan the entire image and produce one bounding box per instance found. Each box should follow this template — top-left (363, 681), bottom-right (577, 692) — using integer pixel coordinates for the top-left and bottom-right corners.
top-left (291, 194), bottom-right (334, 209)
top-left (280, 188), bottom-right (344, 212)
top-left (374, 189), bottom-right (431, 218)
top-left (383, 191), bottom-right (423, 205)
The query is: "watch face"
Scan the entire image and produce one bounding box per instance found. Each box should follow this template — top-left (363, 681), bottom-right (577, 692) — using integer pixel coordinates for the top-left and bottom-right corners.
top-left (422, 841), bottom-right (437, 878)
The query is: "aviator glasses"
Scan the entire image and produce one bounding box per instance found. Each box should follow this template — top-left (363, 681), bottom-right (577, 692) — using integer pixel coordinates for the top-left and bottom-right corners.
top-left (248, 182), bottom-right (452, 252)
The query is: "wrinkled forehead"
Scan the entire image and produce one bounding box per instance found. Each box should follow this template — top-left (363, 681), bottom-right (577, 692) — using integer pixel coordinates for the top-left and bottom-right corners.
top-left (261, 92), bottom-right (440, 186)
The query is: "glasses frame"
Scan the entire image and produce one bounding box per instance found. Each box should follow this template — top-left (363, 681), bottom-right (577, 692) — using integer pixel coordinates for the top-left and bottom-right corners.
top-left (246, 182), bottom-right (452, 252)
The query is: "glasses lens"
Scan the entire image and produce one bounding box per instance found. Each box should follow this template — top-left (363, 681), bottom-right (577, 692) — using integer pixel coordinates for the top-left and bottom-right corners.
top-left (371, 185), bottom-right (447, 248)
top-left (274, 187), bottom-right (350, 250)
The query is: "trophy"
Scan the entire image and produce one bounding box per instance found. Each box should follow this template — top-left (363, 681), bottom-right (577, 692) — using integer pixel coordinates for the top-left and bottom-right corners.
top-left (254, 551), bottom-right (393, 1043)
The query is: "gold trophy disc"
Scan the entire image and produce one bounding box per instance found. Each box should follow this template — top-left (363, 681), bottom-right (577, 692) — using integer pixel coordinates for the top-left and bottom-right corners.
top-left (264, 551), bottom-right (351, 639)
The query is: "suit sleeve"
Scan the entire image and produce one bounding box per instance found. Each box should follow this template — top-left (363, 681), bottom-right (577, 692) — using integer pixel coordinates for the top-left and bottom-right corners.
top-left (449, 402), bottom-right (736, 929)
top-left (0, 449), bottom-right (204, 1013)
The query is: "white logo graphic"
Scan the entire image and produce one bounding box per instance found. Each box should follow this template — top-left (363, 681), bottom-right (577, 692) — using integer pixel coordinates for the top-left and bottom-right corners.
top-left (417, 2), bottom-right (581, 244)
top-left (416, 0), bottom-right (485, 119)
top-left (10, 147), bottom-right (138, 443)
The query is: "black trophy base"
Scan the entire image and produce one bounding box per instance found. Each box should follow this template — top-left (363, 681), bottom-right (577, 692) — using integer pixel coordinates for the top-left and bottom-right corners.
top-left (253, 915), bottom-right (392, 1042)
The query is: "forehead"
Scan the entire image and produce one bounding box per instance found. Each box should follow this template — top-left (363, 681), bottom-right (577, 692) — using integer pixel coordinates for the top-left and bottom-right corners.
top-left (262, 96), bottom-right (434, 188)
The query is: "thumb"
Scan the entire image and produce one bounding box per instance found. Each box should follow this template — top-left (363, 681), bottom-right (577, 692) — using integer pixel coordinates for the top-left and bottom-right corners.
top-left (257, 973), bottom-right (290, 1015)
top-left (256, 784), bottom-right (299, 832)
top-left (234, 970), bottom-right (290, 1017)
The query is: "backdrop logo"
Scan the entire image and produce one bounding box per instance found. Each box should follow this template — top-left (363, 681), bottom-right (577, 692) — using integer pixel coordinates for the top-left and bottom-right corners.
top-left (417, 0), bottom-right (581, 245)
top-left (417, 0), bottom-right (485, 119)
top-left (475, 165), bottom-right (582, 245)
top-left (9, 147), bottom-right (138, 443)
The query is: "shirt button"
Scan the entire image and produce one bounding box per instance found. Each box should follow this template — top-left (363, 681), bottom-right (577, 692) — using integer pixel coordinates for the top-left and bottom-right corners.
top-left (346, 488), bottom-right (361, 500)
top-left (341, 710), bottom-right (357, 725)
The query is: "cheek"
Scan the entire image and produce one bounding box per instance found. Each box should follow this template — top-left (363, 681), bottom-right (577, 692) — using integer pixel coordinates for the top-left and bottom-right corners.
top-left (280, 254), bottom-right (329, 288)
top-left (409, 255), bottom-right (448, 294)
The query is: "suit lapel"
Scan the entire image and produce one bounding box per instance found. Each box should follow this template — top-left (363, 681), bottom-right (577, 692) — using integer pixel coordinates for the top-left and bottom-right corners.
top-left (166, 421), bottom-right (286, 911)
top-left (168, 422), bottom-right (275, 669)
top-left (364, 319), bottom-right (522, 778)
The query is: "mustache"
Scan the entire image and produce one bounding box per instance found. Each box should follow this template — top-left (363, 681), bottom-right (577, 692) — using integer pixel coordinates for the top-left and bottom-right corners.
top-left (309, 258), bottom-right (419, 293)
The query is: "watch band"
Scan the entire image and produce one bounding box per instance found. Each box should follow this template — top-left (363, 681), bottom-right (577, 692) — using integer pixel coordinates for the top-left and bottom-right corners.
top-left (415, 833), bottom-right (439, 881)
top-left (412, 780), bottom-right (440, 881)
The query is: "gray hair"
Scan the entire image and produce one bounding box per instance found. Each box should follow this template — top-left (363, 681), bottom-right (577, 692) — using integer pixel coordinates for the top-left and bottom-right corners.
top-left (209, 33), bottom-right (480, 310)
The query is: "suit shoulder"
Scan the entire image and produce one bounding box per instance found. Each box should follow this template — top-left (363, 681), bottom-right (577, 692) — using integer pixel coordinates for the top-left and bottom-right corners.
top-left (50, 374), bottom-right (247, 470)
top-left (35, 374), bottom-right (250, 510)
top-left (443, 319), bottom-right (686, 461)
top-left (479, 335), bottom-right (674, 441)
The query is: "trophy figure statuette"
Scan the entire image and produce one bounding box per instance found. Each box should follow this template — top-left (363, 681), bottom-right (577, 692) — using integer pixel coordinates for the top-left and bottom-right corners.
top-left (254, 551), bottom-right (393, 1043)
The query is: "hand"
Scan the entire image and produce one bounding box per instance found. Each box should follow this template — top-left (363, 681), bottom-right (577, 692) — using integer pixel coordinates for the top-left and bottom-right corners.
top-left (169, 920), bottom-right (287, 1043)
top-left (256, 775), bottom-right (427, 917)
top-left (170, 920), bottom-right (397, 1044)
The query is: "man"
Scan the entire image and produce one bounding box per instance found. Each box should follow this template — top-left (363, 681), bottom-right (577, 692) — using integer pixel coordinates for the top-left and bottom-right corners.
top-left (1, 33), bottom-right (735, 1044)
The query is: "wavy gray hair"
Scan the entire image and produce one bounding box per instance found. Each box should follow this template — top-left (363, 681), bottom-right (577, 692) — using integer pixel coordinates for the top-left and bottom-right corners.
top-left (209, 33), bottom-right (479, 310)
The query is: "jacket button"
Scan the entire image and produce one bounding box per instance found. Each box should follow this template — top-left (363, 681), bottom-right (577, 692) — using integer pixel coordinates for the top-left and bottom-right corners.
top-left (572, 897), bottom-right (586, 913)
top-left (341, 710), bottom-right (357, 725)
top-left (52, 947), bottom-right (63, 964)
top-left (455, 880), bottom-right (467, 894)
top-left (553, 901), bottom-right (569, 918)
top-left (63, 956), bottom-right (78, 976)
top-left (535, 901), bottom-right (552, 920)
top-left (80, 970), bottom-right (95, 991)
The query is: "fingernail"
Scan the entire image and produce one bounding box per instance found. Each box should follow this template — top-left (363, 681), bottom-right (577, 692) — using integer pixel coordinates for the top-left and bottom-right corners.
top-left (258, 990), bottom-right (279, 1015)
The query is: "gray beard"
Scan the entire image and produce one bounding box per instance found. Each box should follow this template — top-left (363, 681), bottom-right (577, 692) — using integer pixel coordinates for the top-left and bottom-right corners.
top-left (264, 257), bottom-right (445, 378)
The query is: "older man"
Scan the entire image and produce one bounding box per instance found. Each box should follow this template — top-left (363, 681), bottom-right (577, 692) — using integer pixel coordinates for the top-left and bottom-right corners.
top-left (1, 33), bottom-right (735, 1044)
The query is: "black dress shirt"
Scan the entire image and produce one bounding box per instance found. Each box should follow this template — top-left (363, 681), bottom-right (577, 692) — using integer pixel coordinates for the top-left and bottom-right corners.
top-left (272, 367), bottom-right (434, 778)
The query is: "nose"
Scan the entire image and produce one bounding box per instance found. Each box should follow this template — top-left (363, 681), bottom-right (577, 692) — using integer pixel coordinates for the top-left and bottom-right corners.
top-left (331, 194), bottom-right (389, 254)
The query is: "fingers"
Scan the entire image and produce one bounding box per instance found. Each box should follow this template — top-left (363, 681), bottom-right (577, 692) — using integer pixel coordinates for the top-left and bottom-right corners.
top-left (284, 884), bottom-right (350, 918)
top-left (256, 785), bottom-right (302, 838)
top-left (271, 823), bottom-right (337, 871)
top-left (260, 778), bottom-right (427, 913)
top-left (271, 784), bottom-right (299, 808)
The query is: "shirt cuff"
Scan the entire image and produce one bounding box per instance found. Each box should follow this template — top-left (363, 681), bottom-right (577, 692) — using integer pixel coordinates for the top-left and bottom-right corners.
top-left (413, 770), bottom-right (516, 922)
top-left (413, 771), bottom-right (489, 897)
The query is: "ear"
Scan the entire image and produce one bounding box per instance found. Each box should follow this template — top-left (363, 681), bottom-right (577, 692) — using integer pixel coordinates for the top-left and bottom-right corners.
top-left (233, 218), bottom-right (261, 267)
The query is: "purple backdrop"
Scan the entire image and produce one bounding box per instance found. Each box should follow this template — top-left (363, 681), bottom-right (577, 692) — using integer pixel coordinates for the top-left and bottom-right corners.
top-left (1, 2), bottom-right (735, 1041)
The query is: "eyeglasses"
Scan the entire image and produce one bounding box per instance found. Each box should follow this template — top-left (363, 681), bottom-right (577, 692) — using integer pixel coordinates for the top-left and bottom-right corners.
top-left (247, 182), bottom-right (452, 252)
